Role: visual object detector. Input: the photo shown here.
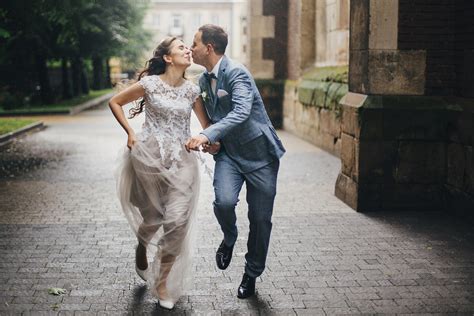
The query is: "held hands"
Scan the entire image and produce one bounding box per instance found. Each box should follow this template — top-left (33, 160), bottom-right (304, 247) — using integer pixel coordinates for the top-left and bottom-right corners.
top-left (202, 142), bottom-right (221, 155)
top-left (185, 134), bottom-right (210, 153)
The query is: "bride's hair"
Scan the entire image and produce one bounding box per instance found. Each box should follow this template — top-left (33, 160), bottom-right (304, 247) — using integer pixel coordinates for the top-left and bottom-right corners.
top-left (129, 37), bottom-right (178, 118)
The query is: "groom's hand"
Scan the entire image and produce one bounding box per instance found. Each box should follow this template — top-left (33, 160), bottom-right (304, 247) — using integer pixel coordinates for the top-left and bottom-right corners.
top-left (185, 134), bottom-right (209, 152)
top-left (203, 142), bottom-right (221, 155)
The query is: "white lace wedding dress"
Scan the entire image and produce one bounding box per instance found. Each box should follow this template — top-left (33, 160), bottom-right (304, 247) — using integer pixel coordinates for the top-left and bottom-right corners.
top-left (115, 75), bottom-right (201, 303)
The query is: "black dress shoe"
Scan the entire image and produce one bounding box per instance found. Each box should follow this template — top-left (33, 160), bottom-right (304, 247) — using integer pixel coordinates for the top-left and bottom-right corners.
top-left (216, 240), bottom-right (234, 270)
top-left (237, 273), bottom-right (256, 299)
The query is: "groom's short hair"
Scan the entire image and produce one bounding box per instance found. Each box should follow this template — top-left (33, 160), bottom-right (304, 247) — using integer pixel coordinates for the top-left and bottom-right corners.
top-left (199, 24), bottom-right (228, 55)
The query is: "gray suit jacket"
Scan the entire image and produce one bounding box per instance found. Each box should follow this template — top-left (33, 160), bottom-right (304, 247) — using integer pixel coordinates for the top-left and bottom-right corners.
top-left (199, 56), bottom-right (285, 173)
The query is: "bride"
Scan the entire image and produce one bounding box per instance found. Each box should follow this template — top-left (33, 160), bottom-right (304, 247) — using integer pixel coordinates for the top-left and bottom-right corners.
top-left (108, 37), bottom-right (215, 309)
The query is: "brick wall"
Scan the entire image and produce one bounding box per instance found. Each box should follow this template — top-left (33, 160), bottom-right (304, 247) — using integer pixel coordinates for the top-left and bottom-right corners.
top-left (455, 0), bottom-right (474, 98)
top-left (393, 0), bottom-right (474, 215)
top-left (398, 0), bottom-right (456, 96)
top-left (398, 0), bottom-right (474, 98)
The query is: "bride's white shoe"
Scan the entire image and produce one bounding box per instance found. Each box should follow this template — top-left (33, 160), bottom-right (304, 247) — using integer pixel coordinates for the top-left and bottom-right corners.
top-left (158, 298), bottom-right (174, 310)
top-left (135, 264), bottom-right (148, 281)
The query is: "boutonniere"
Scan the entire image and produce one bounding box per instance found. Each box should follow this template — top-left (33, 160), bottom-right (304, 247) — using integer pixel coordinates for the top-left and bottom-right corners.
top-left (201, 90), bottom-right (210, 103)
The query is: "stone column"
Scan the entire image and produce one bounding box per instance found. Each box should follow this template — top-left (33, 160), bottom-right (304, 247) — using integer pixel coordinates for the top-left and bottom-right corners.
top-left (335, 0), bottom-right (450, 211)
top-left (348, 0), bottom-right (426, 95)
top-left (287, 0), bottom-right (301, 80)
top-left (315, 0), bottom-right (327, 67)
top-left (299, 0), bottom-right (316, 73)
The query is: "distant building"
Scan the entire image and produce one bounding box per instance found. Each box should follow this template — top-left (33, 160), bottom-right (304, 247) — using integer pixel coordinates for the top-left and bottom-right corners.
top-left (142, 0), bottom-right (248, 71)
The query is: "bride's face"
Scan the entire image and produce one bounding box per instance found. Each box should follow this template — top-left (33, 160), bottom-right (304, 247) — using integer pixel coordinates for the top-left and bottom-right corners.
top-left (166, 40), bottom-right (192, 68)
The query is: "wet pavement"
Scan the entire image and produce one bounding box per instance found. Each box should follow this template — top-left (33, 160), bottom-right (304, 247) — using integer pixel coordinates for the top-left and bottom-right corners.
top-left (0, 105), bottom-right (473, 315)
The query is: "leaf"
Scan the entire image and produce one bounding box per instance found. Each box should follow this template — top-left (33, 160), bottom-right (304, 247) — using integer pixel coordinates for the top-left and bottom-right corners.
top-left (51, 303), bottom-right (60, 310)
top-left (48, 287), bottom-right (66, 295)
top-left (0, 28), bottom-right (10, 39)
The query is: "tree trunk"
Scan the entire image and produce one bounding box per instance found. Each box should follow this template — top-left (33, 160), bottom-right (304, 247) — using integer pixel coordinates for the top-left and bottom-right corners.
top-left (35, 54), bottom-right (53, 104)
top-left (81, 59), bottom-right (89, 94)
top-left (92, 56), bottom-right (103, 90)
top-left (105, 58), bottom-right (112, 88)
top-left (61, 57), bottom-right (72, 99)
top-left (71, 56), bottom-right (82, 96)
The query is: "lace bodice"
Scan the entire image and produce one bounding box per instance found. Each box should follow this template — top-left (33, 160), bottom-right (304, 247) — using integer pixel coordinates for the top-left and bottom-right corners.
top-left (137, 75), bottom-right (200, 171)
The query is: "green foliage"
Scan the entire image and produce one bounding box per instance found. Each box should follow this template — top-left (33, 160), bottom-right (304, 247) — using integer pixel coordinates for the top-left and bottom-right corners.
top-left (0, 118), bottom-right (36, 135)
top-left (302, 66), bottom-right (349, 84)
top-left (0, 0), bottom-right (149, 106)
top-left (299, 81), bottom-right (347, 110)
top-left (297, 66), bottom-right (349, 118)
top-left (47, 0), bottom-right (151, 61)
top-left (47, 288), bottom-right (67, 296)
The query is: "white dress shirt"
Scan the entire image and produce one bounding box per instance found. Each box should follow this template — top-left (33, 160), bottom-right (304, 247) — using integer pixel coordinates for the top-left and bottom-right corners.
top-left (208, 56), bottom-right (223, 94)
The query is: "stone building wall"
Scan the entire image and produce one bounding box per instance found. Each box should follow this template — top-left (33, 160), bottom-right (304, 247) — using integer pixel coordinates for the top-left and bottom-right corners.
top-left (247, 0), bottom-right (473, 216)
top-left (398, 0), bottom-right (456, 96)
top-left (142, 0), bottom-right (247, 66)
top-left (246, 0), bottom-right (289, 128)
top-left (283, 79), bottom-right (346, 156)
top-left (447, 1), bottom-right (474, 216)
top-left (283, 0), bottom-right (350, 156)
top-left (336, 0), bottom-right (474, 216)
top-left (454, 1), bottom-right (474, 98)
top-left (247, 0), bottom-right (288, 79)
top-left (315, 0), bottom-right (349, 67)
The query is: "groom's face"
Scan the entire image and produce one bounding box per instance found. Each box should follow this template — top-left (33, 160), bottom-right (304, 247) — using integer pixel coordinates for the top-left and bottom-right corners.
top-left (191, 31), bottom-right (207, 66)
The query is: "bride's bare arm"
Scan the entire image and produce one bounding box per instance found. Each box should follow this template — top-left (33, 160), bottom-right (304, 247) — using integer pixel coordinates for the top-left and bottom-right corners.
top-left (192, 97), bottom-right (221, 154)
top-left (192, 96), bottom-right (211, 129)
top-left (109, 82), bottom-right (145, 149)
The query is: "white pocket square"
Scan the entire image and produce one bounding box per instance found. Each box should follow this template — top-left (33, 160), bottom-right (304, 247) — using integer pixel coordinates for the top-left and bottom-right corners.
top-left (217, 89), bottom-right (229, 98)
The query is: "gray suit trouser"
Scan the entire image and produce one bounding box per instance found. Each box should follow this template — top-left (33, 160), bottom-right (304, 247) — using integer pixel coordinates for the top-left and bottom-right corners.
top-left (213, 152), bottom-right (280, 278)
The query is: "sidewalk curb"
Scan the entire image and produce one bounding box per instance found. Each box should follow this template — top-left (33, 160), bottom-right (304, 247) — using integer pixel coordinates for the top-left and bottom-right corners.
top-left (0, 92), bottom-right (115, 116)
top-left (69, 92), bottom-right (114, 115)
top-left (0, 121), bottom-right (45, 148)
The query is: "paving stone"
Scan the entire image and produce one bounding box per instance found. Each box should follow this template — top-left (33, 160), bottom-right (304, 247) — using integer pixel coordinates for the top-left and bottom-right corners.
top-left (0, 107), bottom-right (473, 314)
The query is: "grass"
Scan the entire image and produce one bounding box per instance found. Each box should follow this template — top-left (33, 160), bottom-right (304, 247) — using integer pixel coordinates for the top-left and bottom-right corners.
top-left (302, 66), bottom-right (349, 84)
top-left (0, 118), bottom-right (37, 136)
top-left (0, 89), bottom-right (113, 114)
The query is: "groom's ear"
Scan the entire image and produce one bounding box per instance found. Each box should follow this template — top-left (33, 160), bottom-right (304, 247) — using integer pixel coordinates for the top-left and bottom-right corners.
top-left (206, 44), bottom-right (214, 54)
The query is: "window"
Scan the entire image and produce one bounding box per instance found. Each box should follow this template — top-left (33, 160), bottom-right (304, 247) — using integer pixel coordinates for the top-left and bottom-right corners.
top-left (169, 14), bottom-right (183, 36)
top-left (153, 14), bottom-right (160, 26)
top-left (193, 13), bottom-right (201, 28)
top-left (172, 14), bottom-right (181, 28)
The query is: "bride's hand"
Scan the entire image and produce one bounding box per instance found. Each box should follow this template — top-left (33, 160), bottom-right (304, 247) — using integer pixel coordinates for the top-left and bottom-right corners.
top-left (127, 131), bottom-right (137, 149)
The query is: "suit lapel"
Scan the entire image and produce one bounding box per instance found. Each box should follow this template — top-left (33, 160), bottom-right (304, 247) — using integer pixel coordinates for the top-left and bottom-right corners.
top-left (211, 56), bottom-right (228, 110)
top-left (199, 76), bottom-right (214, 118)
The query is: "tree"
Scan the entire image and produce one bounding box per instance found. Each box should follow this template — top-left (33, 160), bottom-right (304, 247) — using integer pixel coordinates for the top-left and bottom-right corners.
top-left (0, 0), bottom-right (150, 107)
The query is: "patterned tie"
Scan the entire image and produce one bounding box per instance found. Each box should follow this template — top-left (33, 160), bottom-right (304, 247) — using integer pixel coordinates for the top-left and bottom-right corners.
top-left (204, 72), bottom-right (217, 81)
top-left (204, 72), bottom-right (217, 94)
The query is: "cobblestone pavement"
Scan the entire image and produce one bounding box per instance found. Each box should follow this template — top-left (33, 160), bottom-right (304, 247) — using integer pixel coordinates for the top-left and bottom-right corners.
top-left (1, 105), bottom-right (474, 315)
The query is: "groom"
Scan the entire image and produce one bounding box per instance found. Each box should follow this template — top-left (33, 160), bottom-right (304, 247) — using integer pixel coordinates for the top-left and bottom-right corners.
top-left (186, 24), bottom-right (285, 298)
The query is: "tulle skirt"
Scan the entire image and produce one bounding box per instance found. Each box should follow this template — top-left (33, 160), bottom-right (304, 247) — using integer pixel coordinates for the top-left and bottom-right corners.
top-left (115, 136), bottom-right (200, 303)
